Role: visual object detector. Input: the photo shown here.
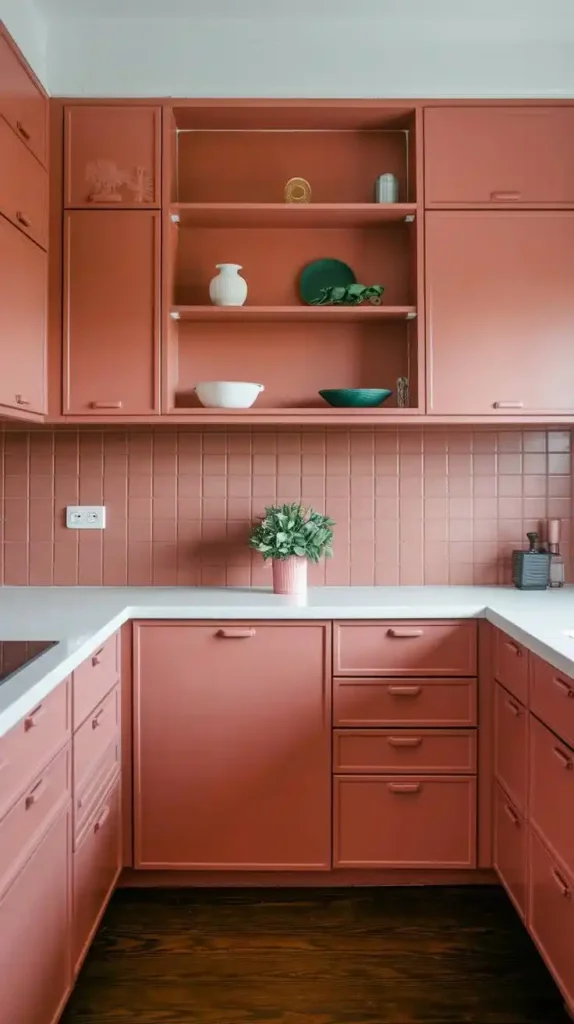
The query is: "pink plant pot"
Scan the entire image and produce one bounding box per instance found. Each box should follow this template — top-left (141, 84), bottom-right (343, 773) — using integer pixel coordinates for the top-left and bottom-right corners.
top-left (272, 556), bottom-right (308, 595)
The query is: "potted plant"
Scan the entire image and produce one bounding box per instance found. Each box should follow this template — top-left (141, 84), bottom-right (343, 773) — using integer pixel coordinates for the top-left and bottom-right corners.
top-left (249, 503), bottom-right (335, 595)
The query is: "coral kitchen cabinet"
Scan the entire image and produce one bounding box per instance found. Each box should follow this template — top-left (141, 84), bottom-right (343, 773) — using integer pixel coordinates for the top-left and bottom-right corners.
top-left (63, 210), bottom-right (161, 415)
top-left (133, 622), bottom-right (331, 870)
top-left (425, 211), bottom-right (574, 416)
top-left (0, 216), bottom-right (46, 416)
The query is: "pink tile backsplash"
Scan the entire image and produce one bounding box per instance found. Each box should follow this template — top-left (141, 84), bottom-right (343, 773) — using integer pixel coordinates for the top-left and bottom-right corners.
top-left (0, 428), bottom-right (571, 587)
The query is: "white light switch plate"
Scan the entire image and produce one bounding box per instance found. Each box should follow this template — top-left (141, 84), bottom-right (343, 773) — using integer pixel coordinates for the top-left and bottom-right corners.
top-left (66, 506), bottom-right (107, 529)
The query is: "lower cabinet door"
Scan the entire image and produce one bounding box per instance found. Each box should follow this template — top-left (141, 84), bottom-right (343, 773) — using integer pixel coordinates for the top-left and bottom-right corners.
top-left (73, 775), bottom-right (121, 976)
top-left (529, 828), bottom-right (574, 1014)
top-left (493, 782), bottom-right (527, 919)
top-left (0, 804), bottom-right (71, 1024)
top-left (333, 774), bottom-right (476, 868)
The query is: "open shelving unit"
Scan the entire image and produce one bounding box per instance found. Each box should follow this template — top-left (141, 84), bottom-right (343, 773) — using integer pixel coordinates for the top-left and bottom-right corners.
top-left (162, 101), bottom-right (424, 421)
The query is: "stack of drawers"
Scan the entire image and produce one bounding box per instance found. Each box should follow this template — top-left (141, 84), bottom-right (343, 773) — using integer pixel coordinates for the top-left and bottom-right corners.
top-left (332, 621), bottom-right (478, 868)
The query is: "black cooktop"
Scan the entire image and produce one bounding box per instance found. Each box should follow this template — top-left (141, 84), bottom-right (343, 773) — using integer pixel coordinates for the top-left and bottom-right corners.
top-left (0, 641), bottom-right (58, 686)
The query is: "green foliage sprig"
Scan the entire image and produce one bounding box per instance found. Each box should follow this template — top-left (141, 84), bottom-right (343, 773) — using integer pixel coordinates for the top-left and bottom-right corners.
top-left (249, 503), bottom-right (335, 562)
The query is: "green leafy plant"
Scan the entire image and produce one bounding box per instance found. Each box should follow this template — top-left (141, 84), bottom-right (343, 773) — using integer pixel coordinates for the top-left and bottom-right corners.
top-left (249, 503), bottom-right (335, 562)
top-left (311, 283), bottom-right (384, 306)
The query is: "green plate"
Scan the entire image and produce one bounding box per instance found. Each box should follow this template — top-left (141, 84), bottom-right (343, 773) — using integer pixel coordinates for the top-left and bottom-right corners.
top-left (319, 388), bottom-right (393, 408)
top-left (299, 259), bottom-right (356, 305)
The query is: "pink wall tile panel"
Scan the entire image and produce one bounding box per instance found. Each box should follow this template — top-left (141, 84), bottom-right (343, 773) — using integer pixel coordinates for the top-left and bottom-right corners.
top-left (0, 428), bottom-right (571, 587)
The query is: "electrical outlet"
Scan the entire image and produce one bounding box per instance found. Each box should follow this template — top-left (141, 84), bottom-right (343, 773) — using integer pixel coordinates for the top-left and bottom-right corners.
top-left (66, 506), bottom-right (107, 530)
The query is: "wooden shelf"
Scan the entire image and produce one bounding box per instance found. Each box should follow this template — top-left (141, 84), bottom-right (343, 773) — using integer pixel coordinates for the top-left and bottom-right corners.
top-left (171, 305), bottom-right (417, 323)
top-left (170, 203), bottom-right (417, 228)
top-left (169, 406), bottom-right (417, 425)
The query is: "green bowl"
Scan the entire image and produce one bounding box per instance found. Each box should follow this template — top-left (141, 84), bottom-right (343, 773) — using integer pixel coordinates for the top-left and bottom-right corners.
top-left (319, 388), bottom-right (393, 408)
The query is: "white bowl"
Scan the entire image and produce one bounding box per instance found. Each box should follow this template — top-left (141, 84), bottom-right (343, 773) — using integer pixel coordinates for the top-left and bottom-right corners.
top-left (195, 381), bottom-right (265, 409)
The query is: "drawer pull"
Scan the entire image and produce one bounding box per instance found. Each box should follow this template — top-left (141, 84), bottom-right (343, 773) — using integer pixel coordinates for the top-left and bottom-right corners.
top-left (93, 804), bottom-right (111, 834)
top-left (89, 401), bottom-right (123, 410)
top-left (554, 676), bottom-right (574, 699)
top-left (553, 746), bottom-right (573, 770)
top-left (387, 685), bottom-right (422, 697)
top-left (16, 211), bottom-right (31, 228)
top-left (91, 646), bottom-right (105, 667)
top-left (493, 401), bottom-right (524, 409)
top-left (506, 698), bottom-right (522, 717)
top-left (490, 191), bottom-right (522, 201)
top-left (25, 778), bottom-right (47, 809)
top-left (15, 394), bottom-right (31, 406)
top-left (388, 782), bottom-right (421, 794)
top-left (504, 802), bottom-right (520, 826)
top-left (16, 120), bottom-right (31, 141)
top-left (551, 867), bottom-right (572, 899)
top-left (387, 736), bottom-right (423, 748)
top-left (216, 628), bottom-right (256, 639)
top-left (24, 705), bottom-right (44, 731)
top-left (387, 628), bottom-right (424, 638)
top-left (92, 708), bottom-right (104, 730)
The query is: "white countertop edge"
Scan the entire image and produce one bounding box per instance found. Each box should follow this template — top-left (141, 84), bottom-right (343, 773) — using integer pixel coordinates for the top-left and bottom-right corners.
top-left (1, 585), bottom-right (574, 738)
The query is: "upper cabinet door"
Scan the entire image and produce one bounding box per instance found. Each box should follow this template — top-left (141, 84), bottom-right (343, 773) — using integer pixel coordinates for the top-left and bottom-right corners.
top-left (426, 211), bottom-right (574, 415)
top-left (0, 30), bottom-right (48, 167)
top-left (0, 217), bottom-right (46, 416)
top-left (425, 107), bottom-right (574, 206)
top-left (0, 114), bottom-right (47, 250)
top-left (64, 105), bottom-right (161, 208)
top-left (63, 210), bottom-right (160, 416)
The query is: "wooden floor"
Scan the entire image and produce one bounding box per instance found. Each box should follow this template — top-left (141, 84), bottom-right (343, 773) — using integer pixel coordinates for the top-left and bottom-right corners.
top-left (61, 886), bottom-right (570, 1024)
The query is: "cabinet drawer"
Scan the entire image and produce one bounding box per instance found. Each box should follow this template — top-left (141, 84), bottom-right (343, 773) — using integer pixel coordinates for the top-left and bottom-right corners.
top-left (530, 715), bottom-right (574, 876)
top-left (74, 687), bottom-right (119, 798)
top-left (333, 775), bottom-right (476, 868)
top-left (425, 106), bottom-right (574, 206)
top-left (0, 679), bottom-right (69, 822)
top-left (529, 828), bottom-right (574, 1013)
top-left (494, 682), bottom-right (528, 816)
top-left (334, 622), bottom-right (477, 677)
top-left (333, 677), bottom-right (477, 727)
top-left (0, 744), bottom-right (70, 898)
top-left (0, 115), bottom-right (47, 249)
top-left (0, 32), bottom-right (47, 167)
top-left (73, 633), bottom-right (119, 730)
top-left (333, 729), bottom-right (476, 774)
top-left (73, 776), bottom-right (121, 976)
top-left (531, 655), bottom-right (574, 749)
top-left (74, 737), bottom-right (120, 845)
top-left (493, 782), bottom-right (527, 920)
top-left (493, 630), bottom-right (528, 705)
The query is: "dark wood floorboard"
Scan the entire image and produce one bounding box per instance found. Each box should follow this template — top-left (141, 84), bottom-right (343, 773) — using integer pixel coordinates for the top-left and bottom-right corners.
top-left (61, 886), bottom-right (570, 1024)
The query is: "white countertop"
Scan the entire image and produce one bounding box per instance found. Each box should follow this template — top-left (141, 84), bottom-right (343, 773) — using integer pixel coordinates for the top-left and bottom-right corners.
top-left (1, 585), bottom-right (574, 738)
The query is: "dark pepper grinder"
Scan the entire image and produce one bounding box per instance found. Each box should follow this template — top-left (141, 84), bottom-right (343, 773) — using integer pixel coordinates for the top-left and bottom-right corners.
top-left (512, 531), bottom-right (550, 590)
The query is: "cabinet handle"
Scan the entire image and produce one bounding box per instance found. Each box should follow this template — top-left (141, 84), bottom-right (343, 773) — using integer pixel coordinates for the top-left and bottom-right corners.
top-left (16, 120), bottom-right (31, 141)
top-left (554, 676), bottom-right (574, 699)
top-left (387, 685), bottom-right (422, 697)
top-left (551, 867), bottom-right (572, 899)
top-left (387, 628), bottom-right (424, 638)
top-left (505, 640), bottom-right (523, 657)
top-left (505, 698), bottom-right (522, 717)
top-left (553, 746), bottom-right (573, 770)
top-left (93, 804), bottom-right (111, 834)
top-left (15, 394), bottom-right (31, 406)
top-left (493, 402), bottom-right (524, 409)
top-left (15, 211), bottom-right (31, 228)
top-left (216, 628), bottom-right (256, 639)
top-left (388, 782), bottom-right (421, 794)
top-left (89, 401), bottom-right (123, 410)
top-left (91, 646), bottom-right (105, 667)
top-left (24, 704), bottom-right (44, 730)
top-left (25, 777), bottom-right (47, 809)
top-left (387, 736), bottom-right (423, 748)
top-left (504, 802), bottom-right (520, 826)
top-left (490, 191), bottom-right (522, 201)
top-left (92, 708), bottom-right (104, 730)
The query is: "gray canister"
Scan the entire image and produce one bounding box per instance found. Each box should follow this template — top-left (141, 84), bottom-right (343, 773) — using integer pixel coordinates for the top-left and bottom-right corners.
top-left (375, 173), bottom-right (399, 203)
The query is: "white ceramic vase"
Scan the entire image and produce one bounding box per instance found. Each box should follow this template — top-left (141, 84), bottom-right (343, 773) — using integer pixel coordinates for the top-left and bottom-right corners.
top-left (209, 263), bottom-right (248, 307)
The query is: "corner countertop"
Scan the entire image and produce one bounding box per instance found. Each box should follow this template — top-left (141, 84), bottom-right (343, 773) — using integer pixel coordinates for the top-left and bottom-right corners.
top-left (1, 585), bottom-right (574, 738)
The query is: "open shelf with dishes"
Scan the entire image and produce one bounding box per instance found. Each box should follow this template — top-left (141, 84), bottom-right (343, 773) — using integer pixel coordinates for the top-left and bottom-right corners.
top-left (163, 101), bottom-right (423, 419)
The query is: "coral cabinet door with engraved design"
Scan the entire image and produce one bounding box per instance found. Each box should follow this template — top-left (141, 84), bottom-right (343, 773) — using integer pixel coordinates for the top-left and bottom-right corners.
top-left (133, 622), bottom-right (331, 870)
top-left (64, 105), bottom-right (161, 208)
top-left (63, 210), bottom-right (160, 416)
top-left (426, 211), bottom-right (574, 415)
